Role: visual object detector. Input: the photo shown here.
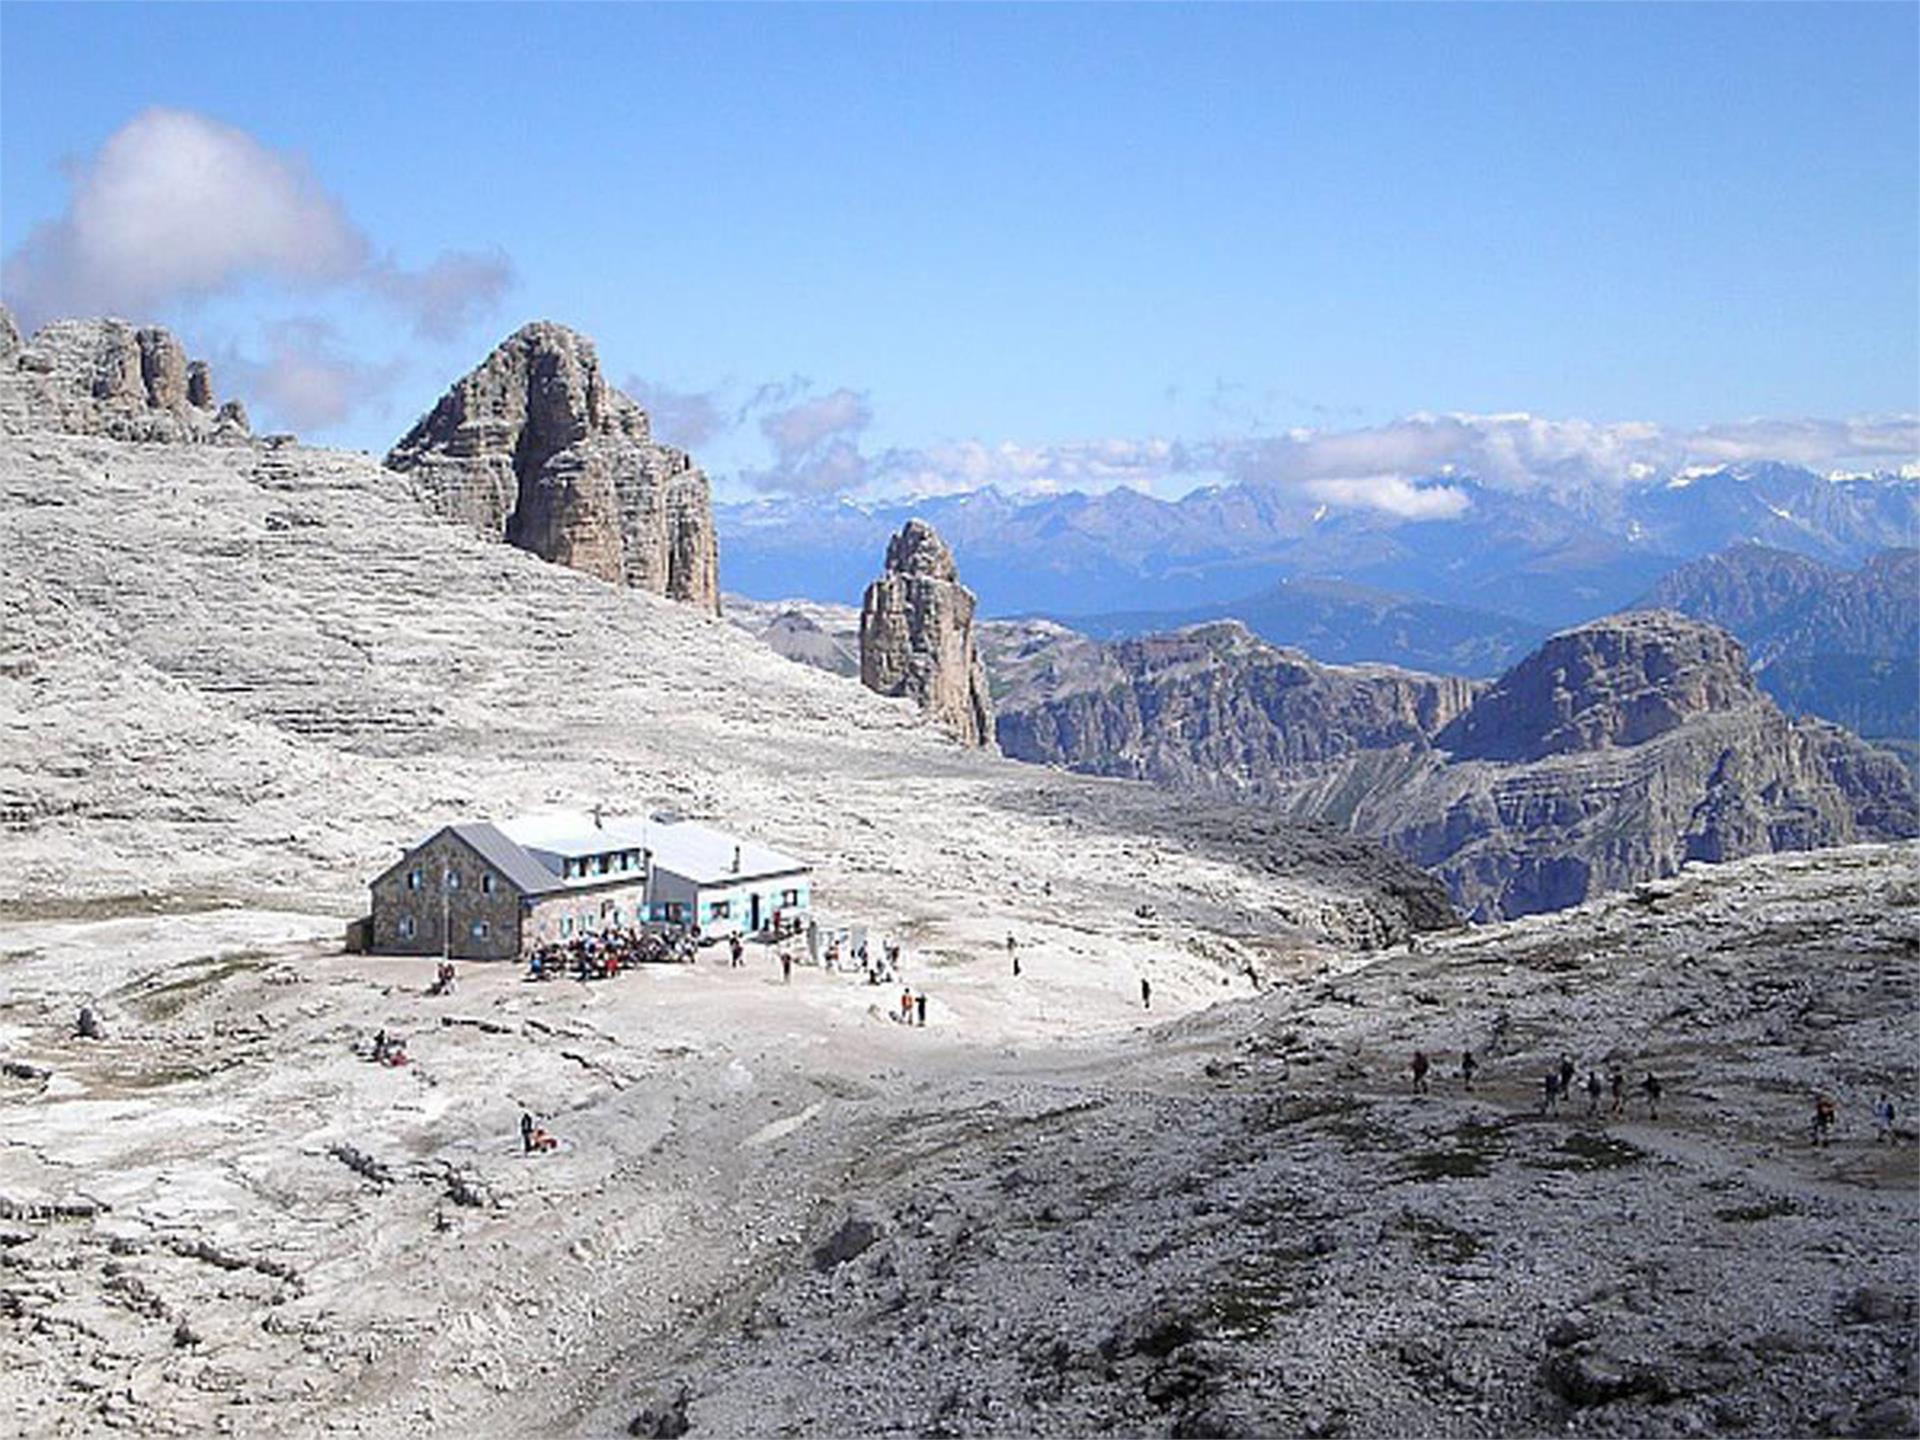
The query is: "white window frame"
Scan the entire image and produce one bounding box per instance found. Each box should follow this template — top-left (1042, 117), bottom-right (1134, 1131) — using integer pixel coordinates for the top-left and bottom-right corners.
top-left (398, 914), bottom-right (416, 939)
top-left (470, 919), bottom-right (490, 940)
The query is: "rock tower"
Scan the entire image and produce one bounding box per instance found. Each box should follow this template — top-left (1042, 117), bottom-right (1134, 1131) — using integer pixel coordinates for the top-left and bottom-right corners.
top-left (385, 321), bottom-right (720, 612)
top-left (859, 519), bottom-right (995, 748)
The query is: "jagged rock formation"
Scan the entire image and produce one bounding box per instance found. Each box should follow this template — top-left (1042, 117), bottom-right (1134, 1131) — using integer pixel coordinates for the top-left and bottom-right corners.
top-left (997, 610), bottom-right (1917, 918)
top-left (997, 620), bottom-right (1479, 796)
top-left (0, 305), bottom-right (249, 444)
top-left (385, 321), bottom-right (719, 612)
top-left (859, 519), bottom-right (995, 747)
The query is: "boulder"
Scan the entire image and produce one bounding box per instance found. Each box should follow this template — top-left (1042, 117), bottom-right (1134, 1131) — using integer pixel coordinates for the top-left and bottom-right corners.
top-left (859, 520), bottom-right (995, 747)
top-left (385, 321), bottom-right (720, 612)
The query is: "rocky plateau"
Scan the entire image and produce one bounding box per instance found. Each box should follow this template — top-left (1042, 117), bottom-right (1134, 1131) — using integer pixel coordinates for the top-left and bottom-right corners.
top-left (0, 318), bottom-right (1913, 1440)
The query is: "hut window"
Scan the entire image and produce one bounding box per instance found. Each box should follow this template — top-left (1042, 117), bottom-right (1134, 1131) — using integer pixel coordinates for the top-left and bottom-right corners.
top-left (470, 920), bottom-right (490, 940)
top-left (482, 873), bottom-right (496, 894)
top-left (398, 914), bottom-right (416, 939)
top-left (407, 869), bottom-right (423, 891)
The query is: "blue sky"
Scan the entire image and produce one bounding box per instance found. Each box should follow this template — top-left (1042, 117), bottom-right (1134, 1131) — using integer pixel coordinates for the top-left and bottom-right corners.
top-left (3, 3), bottom-right (1915, 502)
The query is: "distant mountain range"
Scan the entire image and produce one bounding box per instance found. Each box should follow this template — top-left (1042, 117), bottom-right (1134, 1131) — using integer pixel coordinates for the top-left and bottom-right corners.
top-left (716, 463), bottom-right (1918, 638)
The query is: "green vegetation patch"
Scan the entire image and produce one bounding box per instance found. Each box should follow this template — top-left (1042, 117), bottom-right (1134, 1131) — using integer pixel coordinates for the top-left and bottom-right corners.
top-left (1394, 1118), bottom-right (1508, 1183)
top-left (1523, 1130), bottom-right (1646, 1173)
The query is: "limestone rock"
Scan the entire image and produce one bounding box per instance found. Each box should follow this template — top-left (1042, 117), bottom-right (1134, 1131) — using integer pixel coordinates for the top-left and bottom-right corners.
top-left (186, 360), bottom-right (215, 409)
top-left (859, 520), bottom-right (994, 747)
top-left (0, 307), bottom-right (248, 444)
top-left (384, 321), bottom-right (720, 612)
top-left (1435, 610), bottom-right (1760, 761)
top-left (996, 620), bottom-right (1479, 794)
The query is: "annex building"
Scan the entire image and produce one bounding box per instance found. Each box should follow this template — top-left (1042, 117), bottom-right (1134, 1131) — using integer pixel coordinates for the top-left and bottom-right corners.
top-left (362, 810), bottom-right (812, 960)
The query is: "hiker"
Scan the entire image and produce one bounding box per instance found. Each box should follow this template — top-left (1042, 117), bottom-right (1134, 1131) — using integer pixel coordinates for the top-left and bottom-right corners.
top-left (916, 992), bottom-right (928, 1027)
top-left (1541, 1069), bottom-right (1561, 1115)
top-left (520, 1111), bottom-right (534, 1154)
top-left (1608, 1070), bottom-right (1626, 1117)
top-left (1585, 1071), bottom-right (1604, 1117)
top-left (1874, 1095), bottom-right (1897, 1144)
top-left (372, 1028), bottom-right (390, 1063)
top-left (1141, 977), bottom-right (1152, 1010)
top-left (76, 1006), bottom-right (105, 1041)
top-left (730, 935), bottom-right (744, 968)
top-left (1640, 1073), bottom-right (1663, 1121)
top-left (781, 951), bottom-right (793, 984)
top-left (1559, 1057), bottom-right (1576, 1102)
top-left (1411, 1050), bottom-right (1431, 1094)
top-left (528, 1125), bottom-right (558, 1154)
top-left (1812, 1093), bottom-right (1837, 1147)
top-left (899, 986), bottom-right (914, 1024)
top-left (1460, 1049), bottom-right (1477, 1091)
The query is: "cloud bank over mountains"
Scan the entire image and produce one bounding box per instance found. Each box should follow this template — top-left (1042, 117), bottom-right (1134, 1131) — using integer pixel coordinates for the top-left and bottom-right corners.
top-left (638, 375), bottom-right (1917, 517)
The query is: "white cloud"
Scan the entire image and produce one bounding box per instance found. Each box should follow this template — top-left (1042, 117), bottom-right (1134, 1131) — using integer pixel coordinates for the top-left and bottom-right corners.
top-left (2, 107), bottom-right (512, 341)
top-left (1215, 412), bottom-right (1919, 510)
top-left (230, 317), bottom-right (402, 432)
top-left (745, 388), bottom-right (876, 495)
top-left (3, 109), bottom-right (365, 329)
top-left (623, 375), bottom-right (727, 449)
top-left (1299, 475), bottom-right (1471, 520)
top-left (873, 438), bottom-right (1186, 496)
top-left (761, 387), bottom-right (872, 459)
top-left (366, 249), bottom-right (516, 342)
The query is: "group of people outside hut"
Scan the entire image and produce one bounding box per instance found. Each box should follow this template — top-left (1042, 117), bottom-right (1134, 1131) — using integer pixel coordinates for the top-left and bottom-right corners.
top-left (526, 926), bottom-right (697, 982)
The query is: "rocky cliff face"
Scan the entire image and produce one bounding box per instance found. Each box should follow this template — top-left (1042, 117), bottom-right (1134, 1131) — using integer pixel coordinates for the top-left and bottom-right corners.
top-left (996, 610), bottom-right (1917, 918)
top-left (385, 321), bottom-right (720, 612)
top-left (859, 520), bottom-right (995, 747)
top-left (0, 305), bottom-right (250, 443)
top-left (1433, 610), bottom-right (1759, 762)
top-left (996, 620), bottom-right (1479, 797)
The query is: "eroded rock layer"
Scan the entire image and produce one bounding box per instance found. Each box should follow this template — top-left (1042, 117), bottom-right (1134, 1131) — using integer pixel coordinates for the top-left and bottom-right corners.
top-left (384, 321), bottom-right (719, 612)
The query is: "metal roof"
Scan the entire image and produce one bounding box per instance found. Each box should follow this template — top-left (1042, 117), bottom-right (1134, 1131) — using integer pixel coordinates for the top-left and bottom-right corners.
top-left (645, 819), bottom-right (809, 886)
top-left (449, 822), bottom-right (568, 896)
top-left (382, 811), bottom-right (809, 898)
